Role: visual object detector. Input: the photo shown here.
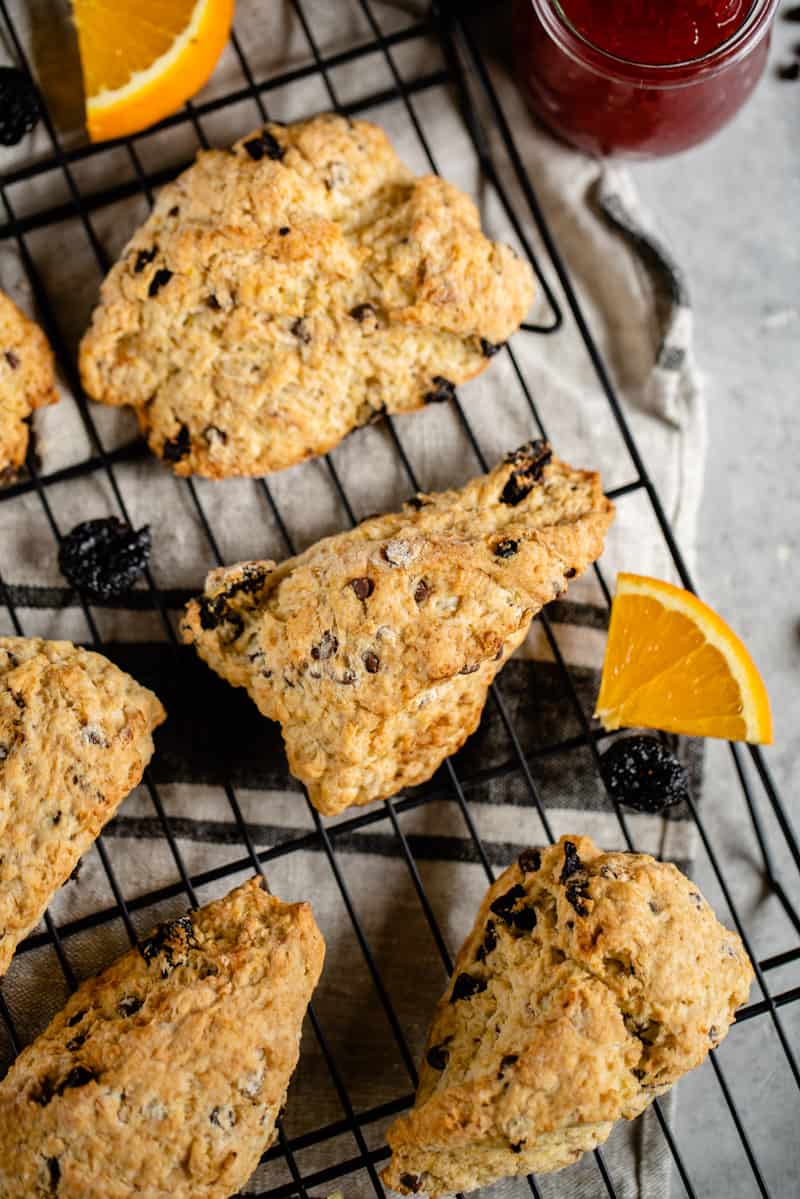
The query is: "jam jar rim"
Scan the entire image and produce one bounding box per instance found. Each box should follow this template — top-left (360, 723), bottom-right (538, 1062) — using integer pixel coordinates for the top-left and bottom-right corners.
top-left (527, 0), bottom-right (780, 87)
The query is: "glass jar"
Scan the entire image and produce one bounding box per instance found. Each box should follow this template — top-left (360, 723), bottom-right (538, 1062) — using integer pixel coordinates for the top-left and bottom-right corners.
top-left (511, 0), bottom-right (780, 158)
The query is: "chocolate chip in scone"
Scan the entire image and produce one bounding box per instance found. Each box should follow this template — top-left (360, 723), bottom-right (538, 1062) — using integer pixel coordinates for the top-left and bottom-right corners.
top-left (601, 735), bottom-right (690, 814)
top-left (0, 67), bottom-right (41, 145)
top-left (560, 840), bottom-right (583, 883)
top-left (400, 1174), bottom-right (422, 1194)
top-left (518, 848), bottom-right (541, 874)
top-left (424, 376), bottom-right (456, 404)
top-left (494, 538), bottom-right (519, 558)
top-left (148, 268), bottom-right (173, 297)
top-left (162, 421), bottom-right (191, 463)
top-left (498, 1053), bottom-right (518, 1079)
top-left (45, 1156), bottom-right (60, 1190)
top-left (413, 579), bottom-right (429, 604)
top-left (243, 129), bottom-right (285, 161)
top-left (58, 517), bottom-right (152, 601)
top-left (291, 317), bottom-right (311, 344)
top-left (500, 440), bottom-right (552, 506)
top-left (4, 350), bottom-right (19, 370)
top-left (118, 995), bottom-right (143, 1017)
top-left (476, 919), bottom-right (497, 962)
top-left (350, 576), bottom-right (374, 600)
top-left (134, 246), bottom-right (158, 274)
top-left (426, 1042), bottom-right (450, 1071)
top-left (363, 651), bottom-right (380, 673)
top-left (480, 338), bottom-right (504, 357)
top-left (450, 972), bottom-right (487, 1002)
top-left (311, 631), bottom-right (338, 661)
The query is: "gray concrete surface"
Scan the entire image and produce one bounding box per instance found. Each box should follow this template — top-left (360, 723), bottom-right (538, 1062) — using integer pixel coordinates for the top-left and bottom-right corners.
top-left (630, 12), bottom-right (799, 1198)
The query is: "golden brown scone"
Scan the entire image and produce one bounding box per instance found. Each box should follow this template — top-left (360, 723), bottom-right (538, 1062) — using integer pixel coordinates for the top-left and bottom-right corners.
top-left (78, 112), bottom-right (535, 479)
top-left (0, 289), bottom-right (58, 479)
top-left (0, 877), bottom-right (325, 1199)
top-left (0, 637), bottom-right (165, 976)
top-left (382, 835), bottom-right (754, 1196)
top-left (180, 442), bottom-right (613, 814)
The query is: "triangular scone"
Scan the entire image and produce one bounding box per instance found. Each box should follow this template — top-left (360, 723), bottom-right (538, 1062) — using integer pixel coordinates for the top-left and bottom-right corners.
top-left (383, 835), bottom-right (754, 1197)
top-left (0, 878), bottom-right (325, 1198)
top-left (79, 113), bottom-right (534, 479)
top-left (0, 289), bottom-right (58, 480)
top-left (180, 443), bottom-right (614, 814)
top-left (0, 638), bottom-right (165, 975)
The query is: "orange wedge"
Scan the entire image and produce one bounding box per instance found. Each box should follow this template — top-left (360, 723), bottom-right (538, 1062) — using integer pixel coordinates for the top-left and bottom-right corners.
top-left (71, 0), bottom-right (235, 142)
top-left (595, 573), bottom-right (772, 744)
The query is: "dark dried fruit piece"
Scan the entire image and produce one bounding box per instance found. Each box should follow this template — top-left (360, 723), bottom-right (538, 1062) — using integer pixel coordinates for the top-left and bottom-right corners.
top-left (600, 736), bottom-right (689, 814)
top-left (163, 422), bottom-right (191, 462)
top-left (560, 840), bottom-right (583, 883)
top-left (518, 848), bottom-right (541, 874)
top-left (139, 914), bottom-right (197, 978)
top-left (406, 495), bottom-right (429, 511)
top-left (278, 226), bottom-right (290, 235)
top-left (413, 579), bottom-right (429, 604)
top-left (423, 376), bottom-right (456, 404)
top-left (58, 517), bottom-right (152, 601)
top-left (450, 972), bottom-right (487, 1002)
top-left (0, 67), bottom-right (41, 146)
top-left (46, 1156), bottom-right (61, 1190)
top-left (490, 884), bottom-right (526, 923)
top-left (349, 577), bottom-right (374, 600)
top-left (67, 1010), bottom-right (86, 1028)
top-left (4, 350), bottom-right (19, 370)
top-left (494, 538), bottom-right (519, 558)
top-left (498, 1053), bottom-right (518, 1078)
top-left (426, 1043), bottom-right (450, 1071)
top-left (148, 268), bottom-right (173, 297)
top-left (363, 651), bottom-right (380, 673)
top-left (134, 246), bottom-right (158, 274)
top-left (565, 878), bottom-right (591, 917)
top-left (118, 995), bottom-right (143, 1017)
top-left (291, 317), bottom-right (311, 344)
top-left (480, 338), bottom-right (504, 357)
top-left (311, 631), bottom-right (338, 661)
top-left (510, 1141), bottom-right (525, 1154)
top-left (206, 294), bottom-right (222, 310)
top-left (476, 919), bottom-right (497, 962)
top-left (243, 129), bottom-right (285, 161)
top-left (500, 440), bottom-right (552, 506)
top-left (511, 905), bottom-right (538, 931)
top-left (400, 1175), bottom-right (422, 1194)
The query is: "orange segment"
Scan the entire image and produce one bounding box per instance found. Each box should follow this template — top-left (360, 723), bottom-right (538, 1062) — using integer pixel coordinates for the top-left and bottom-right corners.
top-left (595, 573), bottom-right (772, 744)
top-left (71, 0), bottom-right (235, 142)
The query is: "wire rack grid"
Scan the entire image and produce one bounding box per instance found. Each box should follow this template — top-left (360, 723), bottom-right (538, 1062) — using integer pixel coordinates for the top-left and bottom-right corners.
top-left (0, 2), bottom-right (798, 1197)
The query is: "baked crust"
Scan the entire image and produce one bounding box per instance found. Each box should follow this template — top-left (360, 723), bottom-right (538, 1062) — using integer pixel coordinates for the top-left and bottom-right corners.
top-left (0, 289), bottom-right (58, 478)
top-left (0, 877), bottom-right (324, 1198)
top-left (180, 443), bottom-right (613, 814)
top-left (79, 113), bottom-right (535, 478)
top-left (382, 835), bottom-right (754, 1196)
top-left (0, 637), bottom-right (165, 976)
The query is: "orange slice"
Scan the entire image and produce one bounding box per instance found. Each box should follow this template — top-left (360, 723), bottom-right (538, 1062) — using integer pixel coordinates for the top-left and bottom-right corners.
top-left (71, 0), bottom-right (235, 142)
top-left (595, 573), bottom-right (772, 744)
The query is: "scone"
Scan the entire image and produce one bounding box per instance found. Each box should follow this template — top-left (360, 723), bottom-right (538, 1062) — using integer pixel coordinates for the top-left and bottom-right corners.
top-left (0, 289), bottom-right (58, 479)
top-left (0, 637), bottom-right (165, 975)
top-left (0, 877), bottom-right (325, 1199)
top-left (78, 112), bottom-right (535, 479)
top-left (382, 835), bottom-right (754, 1197)
top-left (180, 442), bottom-right (613, 814)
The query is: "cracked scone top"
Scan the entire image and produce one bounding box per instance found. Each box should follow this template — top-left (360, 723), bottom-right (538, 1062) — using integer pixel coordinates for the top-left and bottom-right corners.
top-left (78, 113), bottom-right (535, 478)
top-left (382, 835), bottom-right (754, 1197)
top-left (0, 877), bottom-right (325, 1199)
top-left (180, 442), bottom-right (614, 814)
top-left (0, 289), bottom-right (58, 479)
top-left (0, 637), bottom-right (165, 976)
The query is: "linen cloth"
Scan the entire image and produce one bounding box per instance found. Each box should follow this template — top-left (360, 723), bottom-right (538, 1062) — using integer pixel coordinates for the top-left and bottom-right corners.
top-left (0, 3), bottom-right (705, 1197)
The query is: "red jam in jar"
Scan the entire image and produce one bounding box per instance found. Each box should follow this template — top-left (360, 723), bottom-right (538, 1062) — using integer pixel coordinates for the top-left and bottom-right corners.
top-left (512, 0), bottom-right (779, 157)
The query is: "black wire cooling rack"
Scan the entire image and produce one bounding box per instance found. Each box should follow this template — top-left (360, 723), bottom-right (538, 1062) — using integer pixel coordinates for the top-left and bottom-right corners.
top-left (0, 2), bottom-right (798, 1197)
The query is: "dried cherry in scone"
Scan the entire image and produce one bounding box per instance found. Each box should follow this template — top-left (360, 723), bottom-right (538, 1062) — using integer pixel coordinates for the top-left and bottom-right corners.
top-left (0, 67), bottom-right (41, 146)
top-left (58, 517), bottom-right (151, 600)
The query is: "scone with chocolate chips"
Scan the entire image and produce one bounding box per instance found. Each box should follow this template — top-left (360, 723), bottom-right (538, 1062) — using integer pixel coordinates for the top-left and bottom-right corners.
top-left (180, 442), bottom-right (613, 814)
top-left (0, 877), bottom-right (325, 1199)
top-left (0, 289), bottom-right (58, 479)
top-left (382, 835), bottom-right (753, 1197)
top-left (0, 637), bottom-right (165, 975)
top-left (79, 112), bottom-right (535, 479)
